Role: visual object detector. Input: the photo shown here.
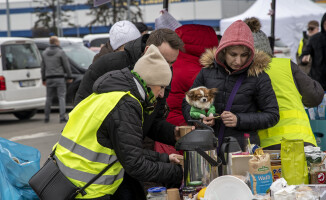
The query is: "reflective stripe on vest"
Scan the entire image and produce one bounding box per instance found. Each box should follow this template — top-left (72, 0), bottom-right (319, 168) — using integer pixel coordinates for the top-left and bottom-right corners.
top-left (55, 91), bottom-right (143, 199)
top-left (258, 58), bottom-right (316, 148)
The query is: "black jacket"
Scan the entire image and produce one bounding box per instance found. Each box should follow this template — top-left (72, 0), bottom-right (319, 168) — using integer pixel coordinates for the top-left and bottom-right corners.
top-left (93, 68), bottom-right (183, 185)
top-left (74, 35), bottom-right (176, 146)
top-left (302, 13), bottom-right (326, 90)
top-left (182, 50), bottom-right (279, 149)
top-left (290, 61), bottom-right (324, 107)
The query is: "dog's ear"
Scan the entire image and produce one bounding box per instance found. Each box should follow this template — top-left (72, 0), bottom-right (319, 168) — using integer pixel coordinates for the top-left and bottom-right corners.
top-left (185, 90), bottom-right (195, 98)
top-left (209, 88), bottom-right (218, 95)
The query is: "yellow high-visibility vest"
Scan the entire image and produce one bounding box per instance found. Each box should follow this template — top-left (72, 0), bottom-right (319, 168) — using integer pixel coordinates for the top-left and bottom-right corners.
top-left (258, 58), bottom-right (316, 148)
top-left (297, 38), bottom-right (304, 56)
top-left (55, 91), bottom-right (142, 199)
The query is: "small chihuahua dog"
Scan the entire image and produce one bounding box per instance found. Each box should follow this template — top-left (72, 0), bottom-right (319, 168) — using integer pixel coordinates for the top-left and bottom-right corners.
top-left (185, 86), bottom-right (218, 119)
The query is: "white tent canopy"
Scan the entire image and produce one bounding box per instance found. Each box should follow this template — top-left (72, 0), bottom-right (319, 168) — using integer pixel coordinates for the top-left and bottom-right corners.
top-left (220, 0), bottom-right (326, 61)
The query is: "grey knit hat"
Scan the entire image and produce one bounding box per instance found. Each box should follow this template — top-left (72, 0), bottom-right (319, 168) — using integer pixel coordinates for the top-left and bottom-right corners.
top-left (253, 30), bottom-right (273, 57)
top-left (244, 17), bottom-right (273, 57)
top-left (109, 20), bottom-right (141, 51)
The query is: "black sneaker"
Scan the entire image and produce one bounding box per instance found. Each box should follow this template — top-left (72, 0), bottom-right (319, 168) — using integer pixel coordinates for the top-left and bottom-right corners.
top-left (44, 119), bottom-right (49, 123)
top-left (60, 118), bottom-right (68, 123)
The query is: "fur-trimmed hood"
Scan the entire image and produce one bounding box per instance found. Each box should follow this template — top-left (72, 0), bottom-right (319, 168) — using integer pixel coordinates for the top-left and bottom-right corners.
top-left (200, 48), bottom-right (271, 77)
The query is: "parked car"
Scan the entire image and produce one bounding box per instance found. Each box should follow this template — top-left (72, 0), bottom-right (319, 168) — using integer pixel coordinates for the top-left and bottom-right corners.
top-left (0, 37), bottom-right (45, 120)
top-left (82, 33), bottom-right (110, 53)
top-left (273, 38), bottom-right (291, 58)
top-left (33, 37), bottom-right (96, 106)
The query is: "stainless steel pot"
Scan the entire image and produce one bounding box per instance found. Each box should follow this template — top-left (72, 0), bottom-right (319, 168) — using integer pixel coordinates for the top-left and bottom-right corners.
top-left (185, 149), bottom-right (219, 186)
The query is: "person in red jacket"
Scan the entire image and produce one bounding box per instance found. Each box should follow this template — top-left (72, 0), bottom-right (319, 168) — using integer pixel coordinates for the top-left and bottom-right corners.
top-left (155, 24), bottom-right (219, 155)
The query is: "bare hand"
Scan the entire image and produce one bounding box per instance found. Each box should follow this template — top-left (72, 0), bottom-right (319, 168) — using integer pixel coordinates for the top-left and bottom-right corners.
top-left (221, 111), bottom-right (237, 127)
top-left (202, 116), bottom-right (215, 126)
top-left (42, 81), bottom-right (46, 86)
top-left (169, 154), bottom-right (183, 164)
top-left (302, 55), bottom-right (310, 63)
top-left (66, 79), bottom-right (73, 83)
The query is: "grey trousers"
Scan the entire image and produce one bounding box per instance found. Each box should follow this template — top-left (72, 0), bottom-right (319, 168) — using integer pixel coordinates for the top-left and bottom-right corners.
top-left (44, 78), bottom-right (66, 121)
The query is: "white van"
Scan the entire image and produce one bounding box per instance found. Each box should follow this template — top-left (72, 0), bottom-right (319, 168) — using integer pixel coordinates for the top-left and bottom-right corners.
top-left (0, 37), bottom-right (45, 120)
top-left (83, 34), bottom-right (110, 53)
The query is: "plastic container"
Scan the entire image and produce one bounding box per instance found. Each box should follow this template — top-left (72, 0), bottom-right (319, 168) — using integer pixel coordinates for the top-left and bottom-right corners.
top-left (243, 133), bottom-right (252, 154)
top-left (147, 187), bottom-right (167, 200)
top-left (310, 120), bottom-right (326, 151)
top-left (182, 186), bottom-right (196, 200)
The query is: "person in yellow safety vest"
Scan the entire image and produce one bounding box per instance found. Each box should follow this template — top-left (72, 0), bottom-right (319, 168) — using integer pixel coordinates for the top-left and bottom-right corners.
top-left (296, 20), bottom-right (320, 74)
top-left (244, 17), bottom-right (324, 150)
top-left (53, 45), bottom-right (183, 199)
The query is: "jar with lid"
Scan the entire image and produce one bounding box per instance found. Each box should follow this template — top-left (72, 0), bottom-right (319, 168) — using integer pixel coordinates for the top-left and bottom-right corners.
top-left (188, 181), bottom-right (203, 193)
top-left (182, 186), bottom-right (196, 200)
top-left (147, 187), bottom-right (167, 200)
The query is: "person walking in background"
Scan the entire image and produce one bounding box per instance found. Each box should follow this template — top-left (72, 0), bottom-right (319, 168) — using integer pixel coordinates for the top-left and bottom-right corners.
top-left (74, 29), bottom-right (184, 199)
top-left (244, 17), bottom-right (323, 150)
top-left (296, 20), bottom-right (319, 74)
top-left (41, 36), bottom-right (72, 123)
top-left (92, 20), bottom-right (141, 63)
top-left (301, 13), bottom-right (326, 90)
top-left (53, 45), bottom-right (182, 200)
top-left (155, 24), bottom-right (219, 155)
top-left (182, 20), bottom-right (279, 151)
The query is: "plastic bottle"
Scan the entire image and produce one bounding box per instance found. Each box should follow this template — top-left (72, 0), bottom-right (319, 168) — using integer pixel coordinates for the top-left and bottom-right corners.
top-left (243, 133), bottom-right (252, 154)
top-left (147, 187), bottom-right (167, 200)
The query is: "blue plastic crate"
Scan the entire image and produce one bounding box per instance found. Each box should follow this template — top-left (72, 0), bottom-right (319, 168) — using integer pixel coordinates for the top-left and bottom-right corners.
top-left (310, 120), bottom-right (326, 151)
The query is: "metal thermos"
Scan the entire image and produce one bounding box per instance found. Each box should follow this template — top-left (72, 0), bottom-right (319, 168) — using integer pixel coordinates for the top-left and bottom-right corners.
top-left (184, 150), bottom-right (219, 186)
top-left (175, 120), bottom-right (221, 187)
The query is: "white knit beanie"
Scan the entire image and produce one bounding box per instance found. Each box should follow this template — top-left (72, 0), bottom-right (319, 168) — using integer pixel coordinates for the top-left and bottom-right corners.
top-left (109, 20), bottom-right (141, 51)
top-left (133, 45), bottom-right (172, 86)
top-left (155, 10), bottom-right (182, 31)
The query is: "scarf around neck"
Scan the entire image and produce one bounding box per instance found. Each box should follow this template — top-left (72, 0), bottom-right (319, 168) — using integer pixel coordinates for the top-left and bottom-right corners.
top-left (131, 70), bottom-right (157, 115)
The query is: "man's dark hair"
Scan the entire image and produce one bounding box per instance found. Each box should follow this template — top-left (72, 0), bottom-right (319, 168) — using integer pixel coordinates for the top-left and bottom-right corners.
top-left (146, 28), bottom-right (184, 50)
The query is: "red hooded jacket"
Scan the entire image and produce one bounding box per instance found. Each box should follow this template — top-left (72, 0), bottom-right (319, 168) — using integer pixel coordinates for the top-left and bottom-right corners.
top-left (166, 24), bottom-right (219, 126)
top-left (155, 25), bottom-right (219, 155)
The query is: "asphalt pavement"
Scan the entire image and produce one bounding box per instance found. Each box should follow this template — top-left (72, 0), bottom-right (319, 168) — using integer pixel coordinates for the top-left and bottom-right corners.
top-left (0, 111), bottom-right (66, 165)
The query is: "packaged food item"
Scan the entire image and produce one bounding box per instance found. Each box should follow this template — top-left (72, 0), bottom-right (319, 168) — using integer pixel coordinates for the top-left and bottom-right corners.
top-left (197, 187), bottom-right (206, 200)
top-left (310, 163), bottom-right (326, 184)
top-left (271, 161), bottom-right (282, 181)
top-left (281, 139), bottom-right (309, 185)
top-left (182, 186), bottom-right (196, 200)
top-left (305, 146), bottom-right (322, 166)
top-left (249, 153), bottom-right (273, 194)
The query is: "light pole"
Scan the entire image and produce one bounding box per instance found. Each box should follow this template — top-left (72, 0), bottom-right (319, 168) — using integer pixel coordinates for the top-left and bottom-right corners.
top-left (270, 0), bottom-right (276, 54)
top-left (127, 0), bottom-right (131, 21)
top-left (57, 0), bottom-right (63, 37)
top-left (6, 0), bottom-right (11, 37)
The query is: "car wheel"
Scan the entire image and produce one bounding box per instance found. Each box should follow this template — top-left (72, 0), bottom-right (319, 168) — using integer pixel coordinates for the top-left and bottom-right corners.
top-left (13, 110), bottom-right (37, 120)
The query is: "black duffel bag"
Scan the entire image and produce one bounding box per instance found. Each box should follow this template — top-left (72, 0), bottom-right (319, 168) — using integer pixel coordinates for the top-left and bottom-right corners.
top-left (29, 149), bottom-right (116, 200)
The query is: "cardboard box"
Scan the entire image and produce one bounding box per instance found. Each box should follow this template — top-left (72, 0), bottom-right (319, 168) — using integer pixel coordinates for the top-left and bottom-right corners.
top-left (226, 150), bottom-right (282, 179)
top-left (264, 150), bottom-right (282, 181)
top-left (226, 154), bottom-right (254, 176)
top-left (271, 161), bottom-right (282, 181)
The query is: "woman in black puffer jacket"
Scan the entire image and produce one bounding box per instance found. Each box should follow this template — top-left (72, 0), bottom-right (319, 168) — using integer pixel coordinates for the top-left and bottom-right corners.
top-left (182, 20), bottom-right (279, 150)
